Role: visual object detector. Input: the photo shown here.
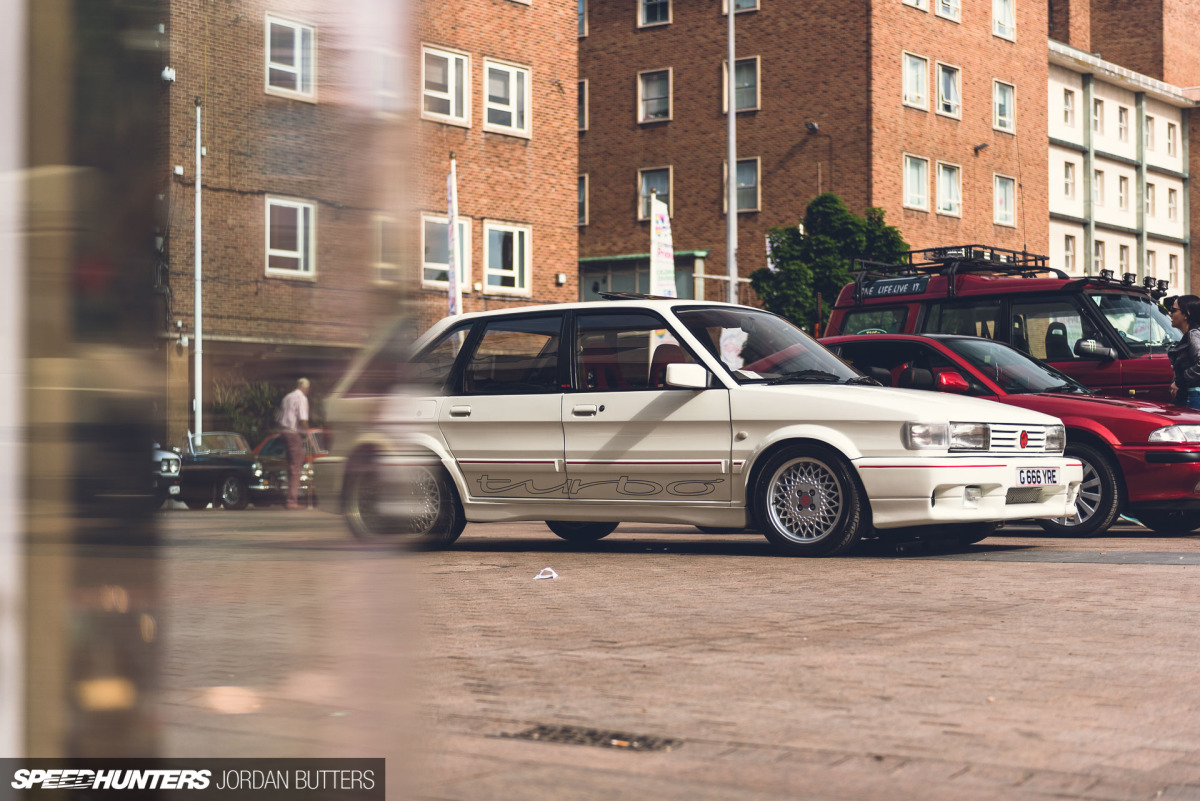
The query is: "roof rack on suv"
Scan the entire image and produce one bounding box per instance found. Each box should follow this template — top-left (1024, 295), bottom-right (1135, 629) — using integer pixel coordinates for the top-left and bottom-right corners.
top-left (851, 245), bottom-right (1064, 303)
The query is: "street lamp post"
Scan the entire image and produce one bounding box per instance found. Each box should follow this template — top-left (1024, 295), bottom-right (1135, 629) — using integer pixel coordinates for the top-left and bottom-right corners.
top-left (726, 0), bottom-right (738, 305)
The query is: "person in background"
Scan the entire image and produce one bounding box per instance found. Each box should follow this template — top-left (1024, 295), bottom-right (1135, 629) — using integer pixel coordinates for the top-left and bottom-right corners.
top-left (278, 377), bottom-right (310, 509)
top-left (1166, 297), bottom-right (1200, 409)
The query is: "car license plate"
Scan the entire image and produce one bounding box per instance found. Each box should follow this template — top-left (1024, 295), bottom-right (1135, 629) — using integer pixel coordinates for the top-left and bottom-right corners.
top-left (169, 485), bottom-right (180, 495)
top-left (1016, 467), bottom-right (1058, 486)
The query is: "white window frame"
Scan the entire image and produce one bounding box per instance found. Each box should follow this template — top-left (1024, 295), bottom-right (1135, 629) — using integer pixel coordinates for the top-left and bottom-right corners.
top-left (265, 197), bottom-right (316, 279)
top-left (372, 215), bottom-right (400, 285)
top-left (578, 0), bottom-right (587, 36)
top-left (1170, 253), bottom-right (1180, 284)
top-left (935, 62), bottom-right (960, 119)
top-left (1064, 234), bottom-right (1076, 272)
top-left (1169, 188), bottom-right (1179, 221)
top-left (902, 52), bottom-right (928, 110)
top-left (993, 80), bottom-right (1015, 132)
top-left (1092, 98), bottom-right (1104, 135)
top-left (639, 0), bottom-right (671, 27)
top-left (723, 56), bottom-right (761, 113)
top-left (722, 0), bottom-right (760, 13)
top-left (936, 161), bottom-right (962, 217)
top-left (482, 220), bottom-right (532, 295)
top-left (638, 68), bottom-right (673, 123)
top-left (1093, 240), bottom-right (1105, 273)
top-left (483, 59), bottom-right (532, 138)
top-left (936, 0), bottom-right (960, 21)
top-left (1147, 249), bottom-right (1157, 277)
top-left (903, 154), bottom-right (929, 211)
top-left (1118, 244), bottom-right (1130, 273)
top-left (1064, 162), bottom-right (1075, 198)
top-left (1168, 122), bottom-right (1178, 156)
top-left (1145, 116), bottom-right (1155, 150)
top-left (422, 45), bottom-right (470, 127)
top-left (993, 174), bottom-right (1015, 226)
top-left (578, 80), bottom-right (589, 131)
top-left (421, 213), bottom-right (472, 290)
top-left (1063, 89), bottom-right (1075, 127)
top-left (903, 0), bottom-right (929, 10)
top-left (1118, 106), bottom-right (1129, 142)
top-left (265, 16), bottom-right (316, 101)
top-left (724, 157), bottom-right (761, 213)
top-left (1093, 169), bottom-right (1104, 207)
top-left (578, 174), bottom-right (589, 226)
top-left (1118, 175), bottom-right (1129, 210)
top-left (993, 0), bottom-right (1015, 39)
top-left (1146, 182), bottom-right (1156, 216)
top-left (638, 166), bottom-right (673, 221)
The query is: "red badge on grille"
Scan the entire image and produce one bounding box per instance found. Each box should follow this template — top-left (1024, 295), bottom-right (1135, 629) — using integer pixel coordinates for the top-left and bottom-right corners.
top-left (1019, 430), bottom-right (1029, 448)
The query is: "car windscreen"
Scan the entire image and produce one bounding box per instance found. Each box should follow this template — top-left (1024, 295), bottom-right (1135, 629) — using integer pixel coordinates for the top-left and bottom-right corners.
top-left (674, 307), bottom-right (860, 385)
top-left (192, 433), bottom-right (251, 454)
top-left (943, 337), bottom-right (1091, 395)
top-left (1088, 291), bottom-right (1179, 355)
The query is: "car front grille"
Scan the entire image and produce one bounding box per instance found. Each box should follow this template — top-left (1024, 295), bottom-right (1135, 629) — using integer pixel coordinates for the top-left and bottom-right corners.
top-left (990, 425), bottom-right (1048, 453)
top-left (1005, 486), bottom-right (1045, 504)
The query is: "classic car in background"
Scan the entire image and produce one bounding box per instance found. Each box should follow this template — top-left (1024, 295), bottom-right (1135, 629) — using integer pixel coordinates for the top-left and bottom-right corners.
top-left (152, 444), bottom-right (181, 508)
top-left (174, 431), bottom-right (295, 510)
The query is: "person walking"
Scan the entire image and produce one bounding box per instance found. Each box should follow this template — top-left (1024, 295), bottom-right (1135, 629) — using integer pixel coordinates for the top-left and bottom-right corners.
top-left (1166, 296), bottom-right (1200, 410)
top-left (279, 377), bottom-right (310, 509)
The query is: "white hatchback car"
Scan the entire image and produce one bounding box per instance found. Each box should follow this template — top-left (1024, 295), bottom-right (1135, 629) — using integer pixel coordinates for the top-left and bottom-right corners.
top-left (314, 299), bottom-right (1082, 556)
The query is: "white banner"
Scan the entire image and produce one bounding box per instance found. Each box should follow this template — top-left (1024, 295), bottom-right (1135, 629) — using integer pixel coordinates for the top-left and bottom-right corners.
top-left (649, 193), bottom-right (676, 297)
top-left (447, 158), bottom-right (462, 316)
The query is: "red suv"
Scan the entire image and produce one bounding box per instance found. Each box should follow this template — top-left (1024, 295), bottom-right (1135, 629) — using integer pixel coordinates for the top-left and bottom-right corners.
top-left (824, 246), bottom-right (1180, 402)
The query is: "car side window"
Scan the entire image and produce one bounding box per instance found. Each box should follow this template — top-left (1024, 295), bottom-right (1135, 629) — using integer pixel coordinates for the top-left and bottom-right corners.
top-left (461, 315), bottom-right (564, 395)
top-left (835, 340), bottom-right (988, 394)
top-left (260, 437), bottom-right (286, 458)
top-left (1009, 299), bottom-right (1108, 361)
top-left (575, 311), bottom-right (699, 391)
top-left (921, 301), bottom-right (1001, 340)
top-left (840, 307), bottom-right (908, 335)
top-left (346, 321), bottom-right (473, 396)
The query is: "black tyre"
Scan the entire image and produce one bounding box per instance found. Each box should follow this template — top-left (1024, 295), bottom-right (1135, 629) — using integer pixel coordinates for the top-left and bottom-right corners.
top-left (753, 444), bottom-right (867, 556)
top-left (1037, 442), bottom-right (1120, 537)
top-left (184, 500), bottom-right (208, 510)
top-left (545, 520), bottom-right (619, 542)
top-left (219, 475), bottom-right (249, 510)
top-left (344, 460), bottom-right (465, 548)
top-left (1133, 510), bottom-right (1200, 535)
top-left (956, 522), bottom-right (998, 545)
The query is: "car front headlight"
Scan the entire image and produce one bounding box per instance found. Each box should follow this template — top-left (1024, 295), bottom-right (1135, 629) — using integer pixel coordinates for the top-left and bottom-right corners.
top-left (252, 461), bottom-right (264, 477)
top-left (1149, 425), bottom-right (1200, 443)
top-left (904, 422), bottom-right (948, 450)
top-left (1044, 425), bottom-right (1066, 452)
top-left (949, 422), bottom-right (990, 451)
top-left (160, 458), bottom-right (180, 475)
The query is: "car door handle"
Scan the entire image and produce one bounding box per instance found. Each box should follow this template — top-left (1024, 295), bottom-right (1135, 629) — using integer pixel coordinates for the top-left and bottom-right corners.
top-left (449, 405), bottom-right (472, 417)
top-left (572, 404), bottom-right (599, 416)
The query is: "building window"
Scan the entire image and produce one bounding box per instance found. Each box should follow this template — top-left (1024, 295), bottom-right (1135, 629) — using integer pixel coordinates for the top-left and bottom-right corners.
top-left (1118, 175), bottom-right (1129, 210)
top-left (638, 69), bottom-right (671, 122)
top-left (266, 17), bottom-right (316, 99)
top-left (723, 57), bottom-right (760, 112)
top-left (1064, 162), bottom-right (1075, 198)
top-left (1145, 116), bottom-right (1155, 150)
top-left (578, 80), bottom-right (588, 131)
top-left (373, 216), bottom-right (400, 284)
top-left (1169, 188), bottom-right (1179, 221)
top-left (266, 198), bottom-right (315, 277)
top-left (994, 174), bottom-right (1015, 226)
top-left (1092, 98), bottom-right (1103, 134)
top-left (423, 46), bottom-right (469, 125)
top-left (421, 214), bottom-right (471, 288)
top-left (1146, 182), bottom-right (1156, 216)
top-left (993, 0), bottom-right (1015, 38)
top-left (1170, 254), bottom-right (1179, 284)
top-left (483, 221), bottom-right (531, 293)
top-left (1168, 123), bottom-right (1178, 156)
top-left (904, 154), bottom-right (929, 210)
top-left (936, 63), bottom-right (960, 118)
top-left (993, 81), bottom-right (1014, 132)
top-left (1147, 249), bottom-right (1157, 277)
top-left (725, 158), bottom-right (760, 212)
top-left (638, 167), bottom-right (671, 220)
top-left (936, 162), bottom-right (961, 216)
top-left (1093, 240), bottom-right (1105, 273)
top-left (578, 175), bottom-right (588, 226)
top-left (936, 0), bottom-right (960, 21)
top-left (1118, 244), bottom-right (1129, 273)
top-left (903, 0), bottom-right (929, 10)
top-left (371, 49), bottom-right (402, 117)
top-left (1093, 169), bottom-right (1104, 206)
top-left (484, 60), bottom-right (531, 137)
top-left (1063, 89), bottom-right (1075, 126)
top-left (578, 0), bottom-right (587, 36)
top-left (1064, 234), bottom-right (1076, 272)
top-left (640, 0), bottom-right (669, 26)
top-left (1118, 106), bottom-right (1129, 142)
top-left (903, 53), bottom-right (928, 109)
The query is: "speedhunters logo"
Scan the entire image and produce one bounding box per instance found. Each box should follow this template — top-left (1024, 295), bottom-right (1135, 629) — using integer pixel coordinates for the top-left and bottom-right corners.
top-left (3, 759), bottom-right (384, 798)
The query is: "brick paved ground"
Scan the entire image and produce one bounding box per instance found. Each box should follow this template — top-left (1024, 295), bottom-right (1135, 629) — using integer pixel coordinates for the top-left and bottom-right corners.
top-left (157, 512), bottom-right (1200, 800)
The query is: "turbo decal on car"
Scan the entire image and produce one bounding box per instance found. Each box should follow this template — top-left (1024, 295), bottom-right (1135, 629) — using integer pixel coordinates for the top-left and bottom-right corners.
top-left (475, 474), bottom-right (725, 498)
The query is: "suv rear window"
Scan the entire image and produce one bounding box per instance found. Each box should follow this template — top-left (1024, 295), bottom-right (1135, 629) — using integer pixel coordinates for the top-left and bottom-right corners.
top-left (920, 300), bottom-right (1001, 339)
top-left (839, 307), bottom-right (907, 335)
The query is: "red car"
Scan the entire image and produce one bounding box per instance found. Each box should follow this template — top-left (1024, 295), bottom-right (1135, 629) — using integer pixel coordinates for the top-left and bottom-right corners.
top-left (823, 333), bottom-right (1200, 536)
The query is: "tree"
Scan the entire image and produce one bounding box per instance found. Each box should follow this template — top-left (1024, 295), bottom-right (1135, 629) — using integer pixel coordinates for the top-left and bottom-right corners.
top-left (751, 193), bottom-right (908, 332)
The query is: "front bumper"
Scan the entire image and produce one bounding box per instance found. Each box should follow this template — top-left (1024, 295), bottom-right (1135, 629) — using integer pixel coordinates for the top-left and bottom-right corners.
top-left (1116, 444), bottom-right (1200, 508)
top-left (856, 456), bottom-right (1082, 529)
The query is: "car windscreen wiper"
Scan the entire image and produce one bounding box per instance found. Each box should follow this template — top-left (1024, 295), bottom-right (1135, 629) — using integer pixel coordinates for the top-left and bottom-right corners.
top-left (767, 369), bottom-right (843, 385)
top-left (1039, 383), bottom-right (1090, 395)
top-left (843, 375), bottom-right (883, 386)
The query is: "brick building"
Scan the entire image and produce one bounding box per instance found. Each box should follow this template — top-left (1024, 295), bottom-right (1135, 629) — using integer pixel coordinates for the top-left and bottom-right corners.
top-left (579, 0), bottom-right (1050, 303)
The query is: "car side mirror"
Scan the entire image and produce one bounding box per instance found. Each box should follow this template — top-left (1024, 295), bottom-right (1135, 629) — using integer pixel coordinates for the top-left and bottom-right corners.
top-left (665, 362), bottom-right (709, 389)
top-left (936, 371), bottom-right (971, 394)
top-left (1074, 339), bottom-right (1117, 362)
